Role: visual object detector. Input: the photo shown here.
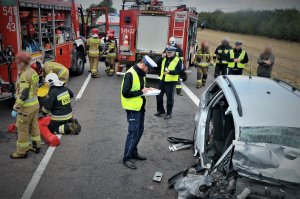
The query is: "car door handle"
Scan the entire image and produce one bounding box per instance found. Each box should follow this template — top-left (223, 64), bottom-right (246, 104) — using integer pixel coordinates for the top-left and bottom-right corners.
top-left (60, 48), bottom-right (63, 55)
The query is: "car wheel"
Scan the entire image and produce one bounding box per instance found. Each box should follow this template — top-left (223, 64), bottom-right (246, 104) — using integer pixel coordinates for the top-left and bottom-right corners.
top-left (74, 52), bottom-right (85, 75)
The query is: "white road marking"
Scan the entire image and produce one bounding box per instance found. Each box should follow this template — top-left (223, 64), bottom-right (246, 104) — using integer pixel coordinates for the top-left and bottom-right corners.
top-left (21, 72), bottom-right (92, 198)
top-left (21, 135), bottom-right (62, 199)
top-left (75, 73), bottom-right (91, 101)
top-left (181, 82), bottom-right (200, 107)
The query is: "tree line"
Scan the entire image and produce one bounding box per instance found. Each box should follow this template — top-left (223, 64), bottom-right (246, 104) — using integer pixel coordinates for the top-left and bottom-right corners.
top-left (198, 9), bottom-right (300, 42)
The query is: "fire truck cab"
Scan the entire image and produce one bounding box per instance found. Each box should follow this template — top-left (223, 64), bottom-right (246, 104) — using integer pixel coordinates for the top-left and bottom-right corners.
top-left (117, 0), bottom-right (198, 75)
top-left (0, 0), bottom-right (86, 101)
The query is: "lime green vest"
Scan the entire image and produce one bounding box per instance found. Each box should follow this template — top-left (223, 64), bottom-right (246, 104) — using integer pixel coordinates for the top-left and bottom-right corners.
top-left (228, 49), bottom-right (246, 69)
top-left (160, 57), bottom-right (179, 82)
top-left (121, 67), bottom-right (145, 111)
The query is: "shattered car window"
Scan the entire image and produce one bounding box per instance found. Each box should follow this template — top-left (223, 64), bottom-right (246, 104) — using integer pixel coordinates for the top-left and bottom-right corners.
top-left (240, 126), bottom-right (300, 149)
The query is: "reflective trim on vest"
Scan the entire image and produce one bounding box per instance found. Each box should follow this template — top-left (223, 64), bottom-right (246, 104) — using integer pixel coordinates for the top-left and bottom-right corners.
top-left (58, 68), bottom-right (67, 77)
top-left (228, 49), bottom-right (246, 69)
top-left (160, 57), bottom-right (179, 82)
top-left (121, 67), bottom-right (145, 111)
top-left (51, 112), bottom-right (73, 121)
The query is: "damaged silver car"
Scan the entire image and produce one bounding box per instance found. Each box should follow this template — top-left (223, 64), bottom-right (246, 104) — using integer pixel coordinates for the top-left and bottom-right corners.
top-left (174, 76), bottom-right (300, 199)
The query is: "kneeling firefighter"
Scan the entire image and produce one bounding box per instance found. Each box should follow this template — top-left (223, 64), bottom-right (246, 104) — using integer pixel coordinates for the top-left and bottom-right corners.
top-left (105, 33), bottom-right (117, 76)
top-left (42, 73), bottom-right (81, 135)
top-left (11, 51), bottom-right (41, 159)
top-left (194, 41), bottom-right (214, 88)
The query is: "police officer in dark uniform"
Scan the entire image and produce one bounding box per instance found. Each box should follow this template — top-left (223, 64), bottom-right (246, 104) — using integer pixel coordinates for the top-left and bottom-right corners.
top-left (155, 46), bottom-right (183, 119)
top-left (42, 73), bottom-right (81, 135)
top-left (214, 38), bottom-right (233, 77)
top-left (121, 56), bottom-right (157, 170)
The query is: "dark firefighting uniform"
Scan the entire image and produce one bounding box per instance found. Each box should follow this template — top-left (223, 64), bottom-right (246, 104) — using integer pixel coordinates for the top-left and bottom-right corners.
top-left (121, 65), bottom-right (146, 161)
top-left (228, 48), bottom-right (249, 75)
top-left (214, 45), bottom-right (233, 77)
top-left (13, 67), bottom-right (41, 155)
top-left (42, 86), bottom-right (74, 134)
top-left (156, 56), bottom-right (182, 115)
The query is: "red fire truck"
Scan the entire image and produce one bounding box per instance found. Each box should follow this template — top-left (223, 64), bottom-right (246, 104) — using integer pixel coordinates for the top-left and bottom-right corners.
top-left (0, 0), bottom-right (87, 101)
top-left (117, 0), bottom-right (198, 77)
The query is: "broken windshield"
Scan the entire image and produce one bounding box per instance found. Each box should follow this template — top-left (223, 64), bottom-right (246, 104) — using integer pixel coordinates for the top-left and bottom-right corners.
top-left (240, 126), bottom-right (300, 149)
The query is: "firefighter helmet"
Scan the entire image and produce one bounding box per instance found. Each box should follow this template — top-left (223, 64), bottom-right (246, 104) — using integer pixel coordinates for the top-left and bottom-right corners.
top-left (108, 29), bottom-right (115, 35)
top-left (169, 37), bottom-right (176, 47)
top-left (15, 51), bottom-right (31, 65)
top-left (92, 28), bottom-right (99, 38)
top-left (45, 73), bottom-right (64, 87)
top-left (108, 33), bottom-right (114, 40)
top-left (31, 61), bottom-right (43, 76)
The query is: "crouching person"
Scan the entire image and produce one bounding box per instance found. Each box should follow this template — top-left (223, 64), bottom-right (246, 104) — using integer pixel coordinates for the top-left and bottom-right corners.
top-left (42, 73), bottom-right (81, 135)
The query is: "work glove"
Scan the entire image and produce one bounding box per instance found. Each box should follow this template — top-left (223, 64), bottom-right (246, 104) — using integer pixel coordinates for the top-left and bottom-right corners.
top-left (11, 110), bottom-right (17, 118)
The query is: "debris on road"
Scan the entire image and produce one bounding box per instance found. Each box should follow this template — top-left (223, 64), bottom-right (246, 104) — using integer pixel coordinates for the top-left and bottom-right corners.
top-left (153, 172), bottom-right (163, 182)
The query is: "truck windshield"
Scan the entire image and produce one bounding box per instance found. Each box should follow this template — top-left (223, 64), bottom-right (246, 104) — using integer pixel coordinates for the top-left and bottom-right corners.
top-left (240, 126), bottom-right (300, 149)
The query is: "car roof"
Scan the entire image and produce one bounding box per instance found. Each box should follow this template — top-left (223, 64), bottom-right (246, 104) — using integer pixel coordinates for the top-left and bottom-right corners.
top-left (218, 75), bottom-right (300, 128)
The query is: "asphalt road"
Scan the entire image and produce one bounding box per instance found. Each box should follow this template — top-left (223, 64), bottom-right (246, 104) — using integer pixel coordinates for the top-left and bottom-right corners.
top-left (0, 62), bottom-right (215, 199)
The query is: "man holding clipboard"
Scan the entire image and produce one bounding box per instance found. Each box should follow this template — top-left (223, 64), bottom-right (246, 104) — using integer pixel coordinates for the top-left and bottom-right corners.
top-left (121, 55), bottom-right (157, 170)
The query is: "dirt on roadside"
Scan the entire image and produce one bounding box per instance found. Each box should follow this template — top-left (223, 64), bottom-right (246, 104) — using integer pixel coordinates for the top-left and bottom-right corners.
top-left (197, 29), bottom-right (300, 88)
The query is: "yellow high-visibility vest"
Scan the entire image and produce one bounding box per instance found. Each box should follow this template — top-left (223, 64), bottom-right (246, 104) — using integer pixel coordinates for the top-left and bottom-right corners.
top-left (160, 57), bottom-right (179, 82)
top-left (121, 67), bottom-right (146, 111)
top-left (228, 49), bottom-right (246, 69)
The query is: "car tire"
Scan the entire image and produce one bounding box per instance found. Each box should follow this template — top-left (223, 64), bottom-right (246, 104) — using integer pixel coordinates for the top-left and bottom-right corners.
top-left (74, 51), bottom-right (85, 76)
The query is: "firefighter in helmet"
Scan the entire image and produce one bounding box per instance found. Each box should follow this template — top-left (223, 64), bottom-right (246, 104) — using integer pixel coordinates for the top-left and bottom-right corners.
top-left (42, 73), bottom-right (81, 135)
top-left (86, 28), bottom-right (101, 78)
top-left (11, 51), bottom-right (41, 159)
top-left (194, 41), bottom-right (214, 88)
top-left (105, 33), bottom-right (117, 76)
top-left (168, 37), bottom-right (184, 96)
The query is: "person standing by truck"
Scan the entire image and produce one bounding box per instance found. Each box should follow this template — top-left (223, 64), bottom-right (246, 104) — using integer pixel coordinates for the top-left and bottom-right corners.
top-left (257, 45), bottom-right (275, 78)
top-left (193, 41), bottom-right (214, 88)
top-left (106, 33), bottom-right (117, 76)
top-left (155, 46), bottom-right (183, 120)
top-left (121, 56), bottom-right (157, 170)
top-left (214, 38), bottom-right (232, 77)
top-left (10, 52), bottom-right (41, 159)
top-left (86, 28), bottom-right (101, 78)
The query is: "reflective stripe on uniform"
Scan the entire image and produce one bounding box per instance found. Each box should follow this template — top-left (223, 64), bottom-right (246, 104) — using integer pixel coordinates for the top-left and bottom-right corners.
top-left (16, 96), bottom-right (38, 107)
top-left (31, 135), bottom-right (41, 141)
top-left (58, 68), bottom-right (67, 78)
top-left (17, 141), bottom-right (29, 148)
top-left (59, 125), bottom-right (65, 134)
top-left (51, 112), bottom-right (73, 121)
top-left (42, 106), bottom-right (50, 114)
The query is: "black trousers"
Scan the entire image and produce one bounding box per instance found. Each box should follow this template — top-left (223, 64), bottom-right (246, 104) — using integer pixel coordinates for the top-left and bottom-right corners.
top-left (123, 109), bottom-right (145, 161)
top-left (214, 63), bottom-right (228, 78)
top-left (156, 81), bottom-right (176, 115)
top-left (49, 119), bottom-right (71, 134)
top-left (228, 68), bottom-right (243, 75)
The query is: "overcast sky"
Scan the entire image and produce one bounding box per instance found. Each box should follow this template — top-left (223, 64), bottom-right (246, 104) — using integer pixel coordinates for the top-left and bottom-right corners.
top-left (77, 0), bottom-right (300, 12)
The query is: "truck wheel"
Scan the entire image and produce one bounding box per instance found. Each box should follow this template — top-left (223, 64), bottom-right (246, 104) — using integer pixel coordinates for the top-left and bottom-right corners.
top-left (74, 52), bottom-right (85, 75)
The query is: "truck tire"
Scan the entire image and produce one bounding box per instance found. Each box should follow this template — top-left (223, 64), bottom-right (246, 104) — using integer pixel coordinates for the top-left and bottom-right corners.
top-left (74, 52), bottom-right (85, 75)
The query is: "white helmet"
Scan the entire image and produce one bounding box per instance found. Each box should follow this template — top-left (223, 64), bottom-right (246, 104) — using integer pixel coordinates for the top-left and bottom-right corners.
top-left (45, 73), bottom-right (64, 87)
top-left (169, 37), bottom-right (176, 47)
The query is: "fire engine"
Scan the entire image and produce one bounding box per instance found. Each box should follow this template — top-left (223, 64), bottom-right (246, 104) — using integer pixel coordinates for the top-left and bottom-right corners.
top-left (117, 0), bottom-right (198, 77)
top-left (0, 0), bottom-right (87, 101)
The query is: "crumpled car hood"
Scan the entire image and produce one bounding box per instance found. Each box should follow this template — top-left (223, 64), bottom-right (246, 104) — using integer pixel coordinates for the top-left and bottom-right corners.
top-left (232, 140), bottom-right (300, 185)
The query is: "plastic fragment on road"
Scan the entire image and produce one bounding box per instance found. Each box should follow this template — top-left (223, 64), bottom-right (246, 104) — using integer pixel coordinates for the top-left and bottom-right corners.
top-left (153, 172), bottom-right (163, 182)
top-left (7, 116), bottom-right (60, 147)
top-left (169, 143), bottom-right (192, 152)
